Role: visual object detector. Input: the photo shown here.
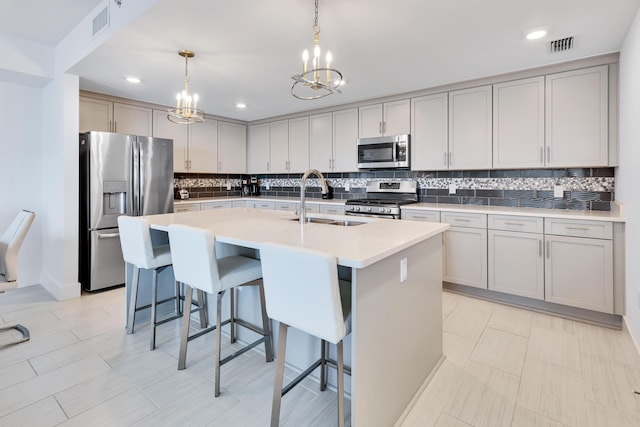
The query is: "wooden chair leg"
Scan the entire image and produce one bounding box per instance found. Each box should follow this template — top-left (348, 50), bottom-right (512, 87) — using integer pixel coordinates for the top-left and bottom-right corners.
top-left (215, 290), bottom-right (224, 397)
top-left (177, 284), bottom-right (193, 370)
top-left (126, 266), bottom-right (139, 334)
top-left (271, 322), bottom-right (288, 427)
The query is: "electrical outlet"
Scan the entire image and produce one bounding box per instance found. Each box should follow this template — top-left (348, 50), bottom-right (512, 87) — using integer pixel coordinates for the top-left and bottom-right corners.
top-left (226, 181), bottom-right (232, 191)
top-left (400, 257), bottom-right (408, 283)
top-left (344, 182), bottom-right (350, 192)
top-left (554, 185), bottom-right (564, 198)
top-left (449, 183), bottom-right (457, 195)
top-left (265, 182), bottom-right (270, 190)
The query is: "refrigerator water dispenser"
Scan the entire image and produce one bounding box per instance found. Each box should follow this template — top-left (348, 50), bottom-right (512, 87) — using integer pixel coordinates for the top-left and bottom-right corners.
top-left (103, 180), bottom-right (127, 215)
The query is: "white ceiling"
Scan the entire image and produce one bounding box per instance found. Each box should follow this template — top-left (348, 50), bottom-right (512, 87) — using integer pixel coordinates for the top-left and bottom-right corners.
top-left (3, 0), bottom-right (640, 121)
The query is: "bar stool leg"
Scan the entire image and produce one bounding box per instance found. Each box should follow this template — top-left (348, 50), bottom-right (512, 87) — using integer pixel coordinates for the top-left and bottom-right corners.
top-left (175, 281), bottom-right (182, 315)
top-left (215, 290), bottom-right (224, 397)
top-left (230, 287), bottom-right (236, 343)
top-left (258, 282), bottom-right (274, 362)
top-left (271, 322), bottom-right (288, 427)
top-left (337, 340), bottom-right (345, 427)
top-left (320, 339), bottom-right (328, 391)
top-left (150, 269), bottom-right (158, 351)
top-left (197, 289), bottom-right (208, 328)
top-left (178, 284), bottom-right (194, 370)
top-left (126, 265), bottom-right (140, 334)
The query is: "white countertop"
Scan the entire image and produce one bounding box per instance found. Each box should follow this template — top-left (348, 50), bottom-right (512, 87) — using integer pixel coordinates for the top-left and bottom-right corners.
top-left (175, 197), bottom-right (624, 222)
top-left (174, 196), bottom-right (346, 206)
top-left (405, 202), bottom-right (625, 222)
top-left (144, 208), bottom-right (449, 269)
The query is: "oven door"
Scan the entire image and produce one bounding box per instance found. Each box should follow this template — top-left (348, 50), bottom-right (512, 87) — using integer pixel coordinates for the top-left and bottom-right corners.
top-left (345, 210), bottom-right (399, 220)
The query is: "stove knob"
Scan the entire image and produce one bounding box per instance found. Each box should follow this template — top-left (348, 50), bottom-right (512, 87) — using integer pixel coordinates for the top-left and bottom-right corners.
top-left (367, 207), bottom-right (373, 212)
top-left (355, 206), bottom-right (360, 211)
top-left (385, 208), bottom-right (391, 213)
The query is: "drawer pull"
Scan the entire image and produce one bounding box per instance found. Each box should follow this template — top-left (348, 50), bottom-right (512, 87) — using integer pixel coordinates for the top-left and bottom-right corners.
top-left (413, 215), bottom-right (427, 219)
top-left (453, 218), bottom-right (471, 222)
top-left (505, 222), bottom-right (524, 226)
top-left (565, 226), bottom-right (590, 231)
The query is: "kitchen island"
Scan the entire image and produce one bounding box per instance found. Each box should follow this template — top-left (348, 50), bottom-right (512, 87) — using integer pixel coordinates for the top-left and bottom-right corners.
top-left (133, 207), bottom-right (449, 426)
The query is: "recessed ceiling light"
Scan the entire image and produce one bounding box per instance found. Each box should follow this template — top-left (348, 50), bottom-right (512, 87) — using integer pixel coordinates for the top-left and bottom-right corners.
top-left (526, 29), bottom-right (547, 40)
top-left (124, 75), bottom-right (141, 84)
top-left (236, 103), bottom-right (247, 109)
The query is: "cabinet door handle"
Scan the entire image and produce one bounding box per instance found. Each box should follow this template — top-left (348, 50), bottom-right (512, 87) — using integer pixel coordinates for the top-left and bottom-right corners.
top-left (114, 121), bottom-right (117, 133)
top-left (109, 121), bottom-right (113, 132)
top-left (546, 146), bottom-right (551, 163)
top-left (546, 240), bottom-right (550, 258)
top-left (449, 152), bottom-right (453, 166)
top-left (540, 147), bottom-right (543, 163)
top-left (539, 239), bottom-right (542, 257)
top-left (444, 152), bottom-right (448, 166)
top-left (267, 161), bottom-right (270, 171)
top-left (379, 122), bottom-right (383, 135)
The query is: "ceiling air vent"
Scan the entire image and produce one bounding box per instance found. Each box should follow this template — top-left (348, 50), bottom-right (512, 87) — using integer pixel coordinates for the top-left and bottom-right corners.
top-left (92, 6), bottom-right (110, 37)
top-left (549, 36), bottom-right (575, 53)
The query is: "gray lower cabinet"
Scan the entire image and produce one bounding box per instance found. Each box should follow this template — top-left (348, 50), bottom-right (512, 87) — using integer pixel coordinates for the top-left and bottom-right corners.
top-left (201, 201), bottom-right (233, 210)
top-left (401, 209), bottom-right (440, 222)
top-left (488, 215), bottom-right (544, 299)
top-left (174, 203), bottom-right (200, 213)
top-left (441, 211), bottom-right (488, 289)
top-left (544, 218), bottom-right (614, 313)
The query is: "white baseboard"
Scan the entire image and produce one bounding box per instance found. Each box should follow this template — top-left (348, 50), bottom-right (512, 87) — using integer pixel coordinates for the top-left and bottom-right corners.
top-left (40, 275), bottom-right (81, 300)
top-left (623, 315), bottom-right (640, 358)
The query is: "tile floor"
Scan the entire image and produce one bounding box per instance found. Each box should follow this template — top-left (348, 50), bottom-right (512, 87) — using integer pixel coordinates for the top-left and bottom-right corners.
top-left (1, 285), bottom-right (639, 426)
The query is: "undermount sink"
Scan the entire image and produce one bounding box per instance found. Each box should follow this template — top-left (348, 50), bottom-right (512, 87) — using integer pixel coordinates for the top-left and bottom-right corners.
top-left (288, 217), bottom-right (366, 227)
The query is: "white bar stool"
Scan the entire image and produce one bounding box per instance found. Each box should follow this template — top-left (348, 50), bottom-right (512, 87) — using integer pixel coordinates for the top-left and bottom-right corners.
top-left (0, 210), bottom-right (35, 346)
top-left (118, 216), bottom-right (206, 350)
top-left (259, 242), bottom-right (352, 427)
top-left (167, 224), bottom-right (274, 397)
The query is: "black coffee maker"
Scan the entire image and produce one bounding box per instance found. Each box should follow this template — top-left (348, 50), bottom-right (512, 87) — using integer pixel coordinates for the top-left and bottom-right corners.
top-left (241, 178), bottom-right (250, 197)
top-left (250, 177), bottom-right (260, 196)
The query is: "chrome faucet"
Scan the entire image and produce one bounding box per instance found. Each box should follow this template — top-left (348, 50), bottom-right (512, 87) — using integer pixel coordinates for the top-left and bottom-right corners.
top-left (299, 169), bottom-right (328, 223)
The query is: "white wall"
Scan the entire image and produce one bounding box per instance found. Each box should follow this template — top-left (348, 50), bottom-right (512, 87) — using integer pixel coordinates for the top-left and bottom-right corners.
top-left (40, 74), bottom-right (81, 300)
top-left (0, 81), bottom-right (43, 286)
top-left (618, 8), bottom-right (640, 344)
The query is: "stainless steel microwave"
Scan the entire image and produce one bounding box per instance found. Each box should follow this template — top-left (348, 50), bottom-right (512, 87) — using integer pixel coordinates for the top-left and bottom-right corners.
top-left (357, 134), bottom-right (410, 169)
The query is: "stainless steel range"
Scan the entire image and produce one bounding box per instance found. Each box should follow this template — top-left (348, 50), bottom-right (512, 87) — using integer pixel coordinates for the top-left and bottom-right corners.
top-left (345, 180), bottom-right (418, 219)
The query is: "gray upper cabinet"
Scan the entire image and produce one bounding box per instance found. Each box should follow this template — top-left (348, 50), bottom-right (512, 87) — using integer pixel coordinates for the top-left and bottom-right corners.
top-left (545, 65), bottom-right (609, 167)
top-left (493, 77), bottom-right (545, 168)
top-left (359, 99), bottom-right (410, 138)
top-left (288, 116), bottom-right (310, 173)
top-left (448, 85), bottom-right (492, 170)
top-left (247, 123), bottom-right (270, 174)
top-left (411, 93), bottom-right (448, 170)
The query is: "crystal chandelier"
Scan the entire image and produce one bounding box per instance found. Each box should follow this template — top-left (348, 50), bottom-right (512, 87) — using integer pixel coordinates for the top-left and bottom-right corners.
top-left (168, 50), bottom-right (205, 124)
top-left (291, 0), bottom-right (344, 100)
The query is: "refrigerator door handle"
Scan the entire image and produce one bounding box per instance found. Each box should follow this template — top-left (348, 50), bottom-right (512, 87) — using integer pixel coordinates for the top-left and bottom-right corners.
top-left (98, 232), bottom-right (120, 239)
top-left (132, 139), bottom-right (140, 216)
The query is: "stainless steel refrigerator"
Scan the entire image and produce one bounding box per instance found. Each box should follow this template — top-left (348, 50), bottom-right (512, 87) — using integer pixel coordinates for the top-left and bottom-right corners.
top-left (79, 131), bottom-right (173, 291)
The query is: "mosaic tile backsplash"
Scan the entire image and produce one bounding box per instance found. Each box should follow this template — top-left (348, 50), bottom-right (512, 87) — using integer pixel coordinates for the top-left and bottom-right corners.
top-left (174, 168), bottom-right (615, 211)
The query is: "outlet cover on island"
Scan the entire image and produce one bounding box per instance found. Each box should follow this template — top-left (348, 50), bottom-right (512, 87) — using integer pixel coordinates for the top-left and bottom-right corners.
top-left (554, 185), bottom-right (564, 198)
top-left (400, 257), bottom-right (408, 283)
